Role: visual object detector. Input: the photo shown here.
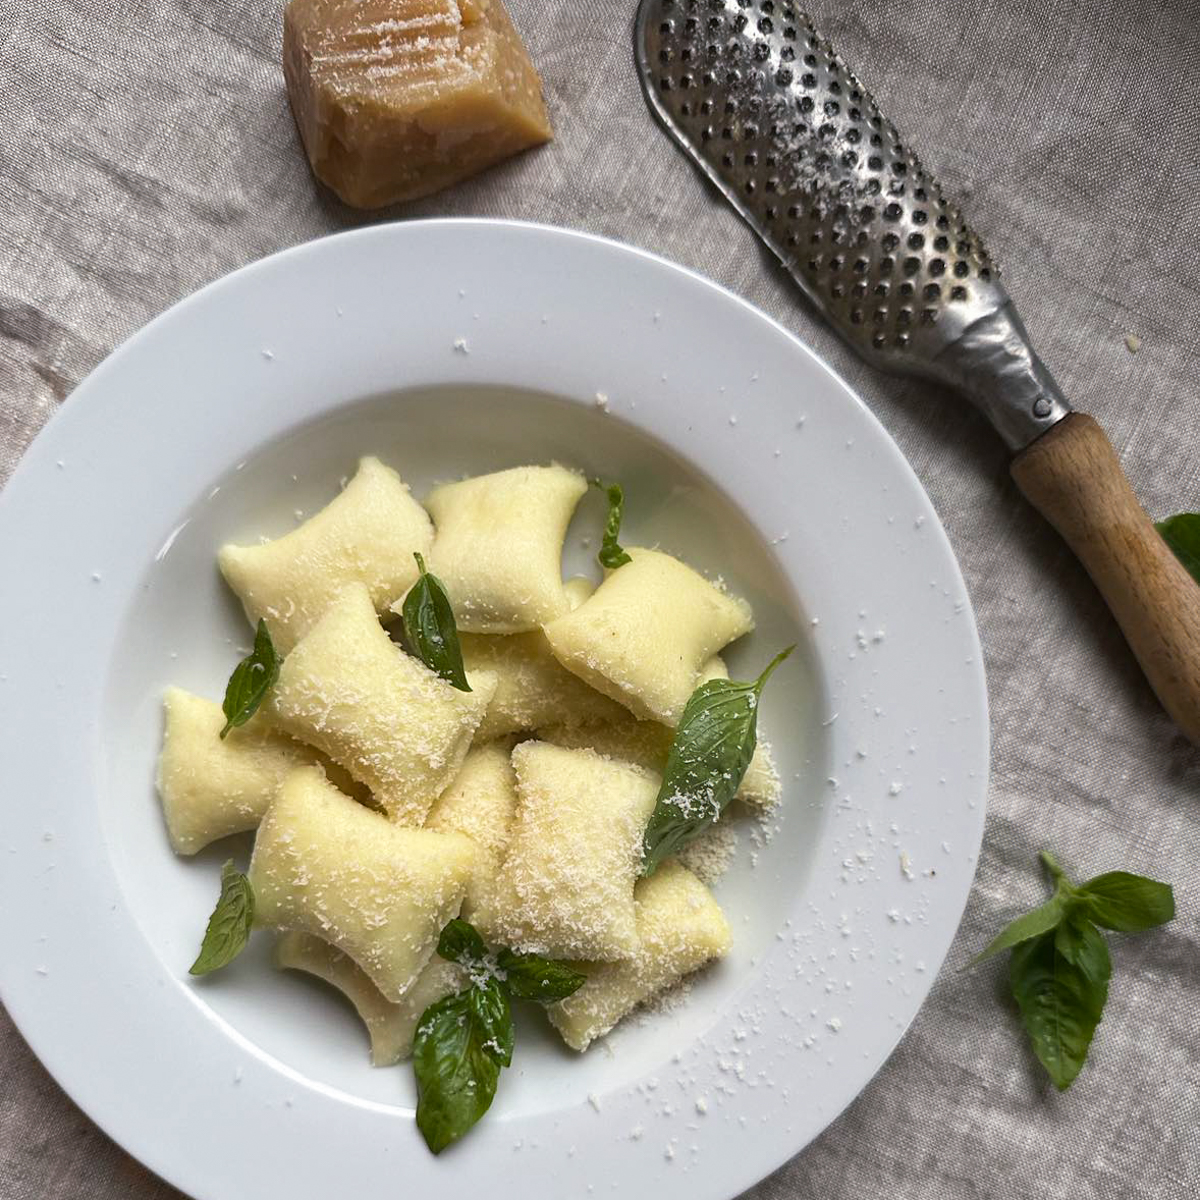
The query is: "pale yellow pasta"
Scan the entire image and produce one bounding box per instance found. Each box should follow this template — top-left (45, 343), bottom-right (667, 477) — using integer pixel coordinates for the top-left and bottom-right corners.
top-left (543, 548), bottom-right (754, 724)
top-left (267, 582), bottom-right (497, 825)
top-left (489, 742), bottom-right (659, 961)
top-left (424, 741), bottom-right (520, 940)
top-left (418, 464), bottom-right (587, 633)
top-left (156, 687), bottom-right (315, 854)
top-left (219, 456), bottom-right (432, 653)
top-left (548, 860), bottom-right (732, 1051)
top-left (250, 767), bottom-right (475, 1002)
top-left (461, 629), bottom-right (628, 741)
top-left (274, 932), bottom-right (464, 1065)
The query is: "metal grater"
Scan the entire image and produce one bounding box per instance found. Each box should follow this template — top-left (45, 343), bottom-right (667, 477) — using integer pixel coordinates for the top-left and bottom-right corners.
top-left (635, 0), bottom-right (1071, 451)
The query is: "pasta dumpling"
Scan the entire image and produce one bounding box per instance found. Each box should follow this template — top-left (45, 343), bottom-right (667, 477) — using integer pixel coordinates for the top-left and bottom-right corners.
top-left (156, 687), bottom-right (316, 854)
top-left (267, 582), bottom-right (497, 825)
top-left (419, 464), bottom-right (587, 634)
top-left (489, 741), bottom-right (659, 961)
top-left (424, 740), bottom-right (519, 938)
top-left (219, 456), bottom-right (432, 653)
top-left (250, 766), bottom-right (475, 1001)
top-left (542, 548), bottom-right (754, 724)
top-left (461, 629), bottom-right (628, 741)
top-left (548, 860), bottom-right (732, 1051)
top-left (537, 666), bottom-right (780, 808)
top-left (274, 932), bottom-right (464, 1065)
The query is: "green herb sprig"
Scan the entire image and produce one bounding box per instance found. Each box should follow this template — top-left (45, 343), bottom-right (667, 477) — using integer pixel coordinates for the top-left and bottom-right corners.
top-left (412, 919), bottom-right (585, 1154)
top-left (189, 861), bottom-right (255, 975)
top-left (641, 646), bottom-right (793, 877)
top-left (971, 850), bottom-right (1174, 1090)
top-left (220, 619), bottom-right (280, 737)
top-left (593, 479), bottom-right (632, 569)
top-left (402, 552), bottom-right (471, 691)
top-left (1156, 512), bottom-right (1200, 583)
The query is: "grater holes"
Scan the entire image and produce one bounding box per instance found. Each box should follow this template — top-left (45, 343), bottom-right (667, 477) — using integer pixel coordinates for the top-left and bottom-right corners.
top-left (753, 41), bottom-right (770, 61)
top-left (846, 127), bottom-right (861, 143)
top-left (950, 285), bottom-right (968, 301)
top-left (872, 332), bottom-right (887, 348)
top-left (933, 235), bottom-right (949, 251)
top-left (897, 307), bottom-right (913, 326)
top-left (865, 177), bottom-right (882, 195)
top-left (851, 280), bottom-right (867, 297)
top-left (850, 308), bottom-right (864, 324)
top-left (921, 308), bottom-right (938, 324)
top-left (883, 202), bottom-right (902, 220)
top-left (799, 95), bottom-right (814, 112)
top-left (881, 233), bottom-right (898, 251)
top-left (780, 45), bottom-right (795, 61)
top-left (907, 233), bottom-right (924, 250)
top-left (902, 257), bottom-right (920, 276)
top-left (929, 258), bottom-right (946, 276)
top-left (923, 282), bottom-right (940, 299)
top-left (868, 155), bottom-right (883, 171)
top-left (801, 72), bottom-right (816, 87)
top-left (874, 281), bottom-right (889, 296)
top-left (895, 332), bottom-right (910, 347)
top-left (899, 280), bottom-right (915, 296)
top-left (953, 260), bottom-right (968, 277)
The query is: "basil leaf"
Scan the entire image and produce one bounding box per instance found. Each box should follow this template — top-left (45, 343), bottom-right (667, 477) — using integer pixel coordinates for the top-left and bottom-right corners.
top-left (642, 646), bottom-right (793, 876)
top-left (968, 892), bottom-right (1071, 966)
top-left (1010, 922), bottom-right (1110, 1090)
top-left (402, 553), bottom-right (471, 692)
top-left (220, 619), bottom-right (280, 738)
top-left (413, 990), bottom-right (502, 1154)
top-left (1078, 871), bottom-right (1175, 932)
top-left (496, 947), bottom-right (587, 1003)
top-left (594, 480), bottom-right (632, 569)
top-left (437, 918), bottom-right (489, 967)
top-left (469, 978), bottom-right (514, 1067)
top-left (189, 861), bottom-right (254, 976)
top-left (1156, 513), bottom-right (1200, 584)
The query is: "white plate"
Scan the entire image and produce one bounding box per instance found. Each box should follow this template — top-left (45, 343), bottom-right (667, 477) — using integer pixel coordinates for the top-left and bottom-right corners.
top-left (0, 221), bottom-right (987, 1200)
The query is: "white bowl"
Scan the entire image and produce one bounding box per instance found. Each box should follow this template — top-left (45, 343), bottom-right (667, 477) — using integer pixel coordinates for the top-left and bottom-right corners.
top-left (0, 220), bottom-right (988, 1200)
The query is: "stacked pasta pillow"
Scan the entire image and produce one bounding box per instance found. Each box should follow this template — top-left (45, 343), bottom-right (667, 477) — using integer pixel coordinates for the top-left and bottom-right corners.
top-left (156, 458), bottom-right (779, 1061)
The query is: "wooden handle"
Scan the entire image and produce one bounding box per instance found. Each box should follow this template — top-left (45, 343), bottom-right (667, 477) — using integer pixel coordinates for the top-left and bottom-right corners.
top-left (1011, 412), bottom-right (1200, 743)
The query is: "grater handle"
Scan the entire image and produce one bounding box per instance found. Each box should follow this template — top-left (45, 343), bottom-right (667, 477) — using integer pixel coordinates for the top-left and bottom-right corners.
top-left (1011, 413), bottom-right (1200, 743)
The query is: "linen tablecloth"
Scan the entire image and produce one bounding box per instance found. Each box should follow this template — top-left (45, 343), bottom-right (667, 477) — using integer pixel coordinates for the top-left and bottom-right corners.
top-left (1, 1), bottom-right (1197, 1196)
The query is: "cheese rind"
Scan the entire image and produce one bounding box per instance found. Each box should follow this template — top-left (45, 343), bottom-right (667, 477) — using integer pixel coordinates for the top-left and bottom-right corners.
top-left (274, 931), bottom-right (464, 1064)
top-left (218, 456), bottom-right (432, 654)
top-left (488, 742), bottom-right (659, 961)
top-left (419, 465), bottom-right (588, 634)
top-left (543, 548), bottom-right (755, 724)
top-left (283, 0), bottom-right (553, 209)
top-left (423, 739), bottom-right (518, 938)
top-left (155, 687), bottom-right (316, 854)
top-left (250, 766), bottom-right (475, 1001)
top-left (267, 582), bottom-right (496, 824)
top-left (548, 860), bottom-right (732, 1051)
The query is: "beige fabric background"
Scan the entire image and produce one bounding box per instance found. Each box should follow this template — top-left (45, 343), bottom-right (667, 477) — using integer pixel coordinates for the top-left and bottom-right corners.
top-left (1, 1), bottom-right (1198, 1197)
